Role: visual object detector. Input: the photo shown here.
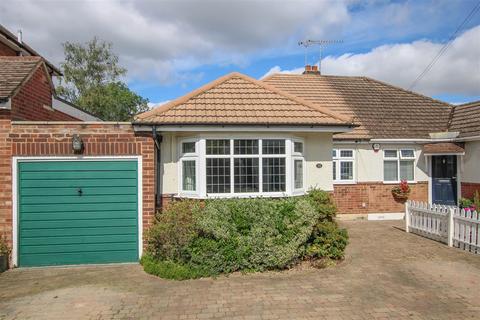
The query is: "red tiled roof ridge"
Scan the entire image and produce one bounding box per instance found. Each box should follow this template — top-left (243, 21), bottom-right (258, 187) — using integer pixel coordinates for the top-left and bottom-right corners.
top-left (136, 72), bottom-right (354, 125)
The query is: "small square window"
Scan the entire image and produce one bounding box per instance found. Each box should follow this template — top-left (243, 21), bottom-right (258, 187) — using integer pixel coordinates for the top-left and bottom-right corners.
top-left (340, 150), bottom-right (353, 158)
top-left (262, 139), bottom-right (285, 154)
top-left (182, 142), bottom-right (196, 154)
top-left (294, 142), bottom-right (303, 153)
top-left (400, 149), bottom-right (415, 158)
top-left (234, 139), bottom-right (258, 155)
top-left (384, 150), bottom-right (398, 158)
top-left (206, 139), bottom-right (230, 155)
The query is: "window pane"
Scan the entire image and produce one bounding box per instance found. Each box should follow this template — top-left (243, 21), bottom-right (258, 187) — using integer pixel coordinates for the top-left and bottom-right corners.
top-left (340, 150), bottom-right (353, 158)
top-left (332, 149), bottom-right (337, 158)
top-left (294, 142), bottom-right (303, 153)
top-left (340, 161), bottom-right (353, 180)
top-left (182, 142), bottom-right (195, 154)
top-left (294, 160), bottom-right (303, 189)
top-left (262, 139), bottom-right (285, 154)
top-left (262, 158), bottom-right (286, 192)
top-left (206, 158), bottom-right (231, 193)
top-left (384, 150), bottom-right (397, 158)
top-left (400, 160), bottom-right (414, 181)
top-left (234, 139), bottom-right (258, 155)
top-left (401, 149), bottom-right (414, 158)
top-left (182, 160), bottom-right (196, 191)
top-left (333, 161), bottom-right (337, 180)
top-left (384, 160), bottom-right (398, 181)
top-left (234, 158), bottom-right (259, 193)
top-left (206, 139), bottom-right (230, 155)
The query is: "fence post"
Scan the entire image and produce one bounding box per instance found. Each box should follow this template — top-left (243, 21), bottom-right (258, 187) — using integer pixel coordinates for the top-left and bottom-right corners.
top-left (405, 201), bottom-right (410, 233)
top-left (447, 206), bottom-right (455, 247)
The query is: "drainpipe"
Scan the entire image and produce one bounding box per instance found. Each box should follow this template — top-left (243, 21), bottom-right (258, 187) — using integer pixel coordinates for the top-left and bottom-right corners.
top-left (152, 126), bottom-right (163, 210)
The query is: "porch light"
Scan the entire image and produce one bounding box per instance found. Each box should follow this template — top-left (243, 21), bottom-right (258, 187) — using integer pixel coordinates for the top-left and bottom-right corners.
top-left (72, 134), bottom-right (84, 153)
top-left (372, 143), bottom-right (381, 152)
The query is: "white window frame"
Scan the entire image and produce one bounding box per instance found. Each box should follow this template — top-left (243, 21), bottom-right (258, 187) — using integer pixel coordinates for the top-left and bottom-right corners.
top-left (333, 149), bottom-right (355, 184)
top-left (178, 136), bottom-right (305, 198)
top-left (383, 149), bottom-right (416, 183)
top-left (178, 138), bottom-right (199, 195)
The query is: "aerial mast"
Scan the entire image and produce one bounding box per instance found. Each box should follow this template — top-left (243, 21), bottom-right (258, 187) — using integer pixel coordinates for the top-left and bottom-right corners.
top-left (298, 39), bottom-right (343, 74)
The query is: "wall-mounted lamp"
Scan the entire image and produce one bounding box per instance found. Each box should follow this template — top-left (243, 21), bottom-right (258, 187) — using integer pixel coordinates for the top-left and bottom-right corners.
top-left (316, 163), bottom-right (323, 168)
top-left (72, 134), bottom-right (84, 154)
top-left (372, 143), bottom-right (381, 152)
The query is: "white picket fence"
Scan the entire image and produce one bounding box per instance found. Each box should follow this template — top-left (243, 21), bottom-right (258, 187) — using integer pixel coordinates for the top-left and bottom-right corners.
top-left (405, 200), bottom-right (480, 254)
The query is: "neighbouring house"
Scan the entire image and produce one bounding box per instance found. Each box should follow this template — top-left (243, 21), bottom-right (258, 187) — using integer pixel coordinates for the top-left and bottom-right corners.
top-left (263, 68), bottom-right (480, 218)
top-left (0, 24), bottom-right (98, 121)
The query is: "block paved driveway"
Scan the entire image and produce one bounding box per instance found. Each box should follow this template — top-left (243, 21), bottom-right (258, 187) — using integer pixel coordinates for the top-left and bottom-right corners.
top-left (1, 220), bottom-right (480, 320)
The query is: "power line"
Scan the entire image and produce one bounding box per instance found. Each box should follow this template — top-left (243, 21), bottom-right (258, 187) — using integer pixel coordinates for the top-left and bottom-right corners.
top-left (409, 1), bottom-right (480, 90)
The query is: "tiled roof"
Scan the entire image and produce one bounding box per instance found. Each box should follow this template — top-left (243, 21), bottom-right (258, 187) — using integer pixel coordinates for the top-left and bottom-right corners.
top-left (263, 74), bottom-right (454, 140)
top-left (136, 72), bottom-right (353, 127)
top-left (0, 56), bottom-right (43, 98)
top-left (423, 142), bottom-right (465, 154)
top-left (449, 101), bottom-right (480, 138)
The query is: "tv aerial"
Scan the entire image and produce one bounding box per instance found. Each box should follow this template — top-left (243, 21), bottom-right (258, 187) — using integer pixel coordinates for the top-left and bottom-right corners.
top-left (298, 40), bottom-right (343, 74)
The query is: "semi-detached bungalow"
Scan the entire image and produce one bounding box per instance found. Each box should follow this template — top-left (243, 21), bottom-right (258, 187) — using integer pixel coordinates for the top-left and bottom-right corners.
top-left (1, 63), bottom-right (479, 268)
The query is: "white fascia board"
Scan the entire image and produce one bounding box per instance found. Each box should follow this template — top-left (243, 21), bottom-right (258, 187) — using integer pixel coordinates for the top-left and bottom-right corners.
top-left (134, 124), bottom-right (354, 133)
top-left (52, 96), bottom-right (100, 121)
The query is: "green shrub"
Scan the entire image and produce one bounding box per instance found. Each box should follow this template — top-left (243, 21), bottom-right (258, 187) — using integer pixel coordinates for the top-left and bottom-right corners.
top-left (305, 221), bottom-right (348, 260)
top-left (306, 188), bottom-right (337, 221)
top-left (189, 197), bottom-right (319, 272)
top-left (474, 190), bottom-right (480, 210)
top-left (0, 234), bottom-right (9, 256)
top-left (140, 254), bottom-right (206, 280)
top-left (142, 190), bottom-right (348, 280)
top-left (145, 200), bottom-right (200, 261)
top-left (459, 197), bottom-right (474, 209)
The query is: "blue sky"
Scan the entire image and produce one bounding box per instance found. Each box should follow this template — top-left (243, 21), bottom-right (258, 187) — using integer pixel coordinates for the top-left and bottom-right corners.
top-left (1, 0), bottom-right (479, 105)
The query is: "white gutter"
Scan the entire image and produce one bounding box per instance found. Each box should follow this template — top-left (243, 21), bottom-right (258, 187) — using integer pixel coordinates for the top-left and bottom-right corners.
top-left (134, 124), bottom-right (355, 133)
top-left (371, 136), bottom-right (480, 143)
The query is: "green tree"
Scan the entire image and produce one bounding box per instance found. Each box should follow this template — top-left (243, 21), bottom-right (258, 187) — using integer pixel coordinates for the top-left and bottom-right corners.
top-left (56, 37), bottom-right (148, 121)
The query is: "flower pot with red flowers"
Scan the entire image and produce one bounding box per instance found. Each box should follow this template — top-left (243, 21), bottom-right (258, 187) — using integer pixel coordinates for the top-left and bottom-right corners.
top-left (391, 180), bottom-right (411, 203)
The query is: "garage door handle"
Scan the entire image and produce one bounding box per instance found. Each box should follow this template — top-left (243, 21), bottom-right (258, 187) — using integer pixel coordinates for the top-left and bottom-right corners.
top-left (77, 188), bottom-right (83, 196)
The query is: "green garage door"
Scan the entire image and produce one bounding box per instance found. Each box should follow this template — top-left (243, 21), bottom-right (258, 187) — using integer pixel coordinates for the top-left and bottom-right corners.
top-left (18, 160), bottom-right (139, 267)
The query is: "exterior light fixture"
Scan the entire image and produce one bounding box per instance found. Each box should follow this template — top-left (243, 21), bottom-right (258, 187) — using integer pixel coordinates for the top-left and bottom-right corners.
top-left (372, 143), bottom-right (381, 152)
top-left (72, 134), bottom-right (84, 154)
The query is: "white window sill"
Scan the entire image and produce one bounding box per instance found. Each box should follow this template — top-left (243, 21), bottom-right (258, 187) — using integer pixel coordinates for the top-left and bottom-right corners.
top-left (333, 180), bottom-right (356, 185)
top-left (382, 181), bottom-right (416, 185)
top-left (176, 192), bottom-right (305, 199)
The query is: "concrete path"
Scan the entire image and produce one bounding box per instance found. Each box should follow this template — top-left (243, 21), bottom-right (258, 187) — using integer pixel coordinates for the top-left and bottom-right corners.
top-left (1, 221), bottom-right (479, 319)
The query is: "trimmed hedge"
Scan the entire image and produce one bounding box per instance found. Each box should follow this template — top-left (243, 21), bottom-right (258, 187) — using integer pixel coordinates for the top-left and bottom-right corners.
top-left (143, 189), bottom-right (348, 280)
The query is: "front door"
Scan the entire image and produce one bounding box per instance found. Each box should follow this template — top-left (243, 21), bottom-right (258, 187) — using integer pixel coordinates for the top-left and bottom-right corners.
top-left (432, 155), bottom-right (457, 206)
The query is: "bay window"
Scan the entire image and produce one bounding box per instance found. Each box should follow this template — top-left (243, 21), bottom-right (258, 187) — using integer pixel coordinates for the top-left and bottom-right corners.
top-left (383, 149), bottom-right (415, 182)
top-left (333, 149), bottom-right (354, 183)
top-left (179, 137), bottom-right (304, 197)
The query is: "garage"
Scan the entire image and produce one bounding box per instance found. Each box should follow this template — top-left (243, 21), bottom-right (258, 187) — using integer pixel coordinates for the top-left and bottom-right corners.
top-left (16, 159), bottom-right (140, 267)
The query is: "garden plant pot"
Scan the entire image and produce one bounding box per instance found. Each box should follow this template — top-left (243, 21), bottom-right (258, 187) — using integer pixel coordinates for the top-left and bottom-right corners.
top-left (0, 254), bottom-right (7, 273)
top-left (392, 192), bottom-right (409, 203)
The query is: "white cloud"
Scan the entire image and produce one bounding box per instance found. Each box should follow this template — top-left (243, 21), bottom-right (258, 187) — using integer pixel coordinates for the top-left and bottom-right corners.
top-left (262, 26), bottom-right (480, 96)
top-left (0, 0), bottom-right (350, 84)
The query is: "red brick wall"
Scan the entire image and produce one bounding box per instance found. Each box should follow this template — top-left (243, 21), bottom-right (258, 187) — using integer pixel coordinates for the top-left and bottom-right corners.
top-left (0, 122), bottom-right (156, 265)
top-left (333, 182), bottom-right (428, 214)
top-left (0, 42), bottom-right (17, 56)
top-left (461, 182), bottom-right (480, 199)
top-left (10, 65), bottom-right (79, 121)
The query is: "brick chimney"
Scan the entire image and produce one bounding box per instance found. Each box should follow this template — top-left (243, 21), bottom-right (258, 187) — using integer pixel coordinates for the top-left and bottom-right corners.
top-left (303, 64), bottom-right (320, 75)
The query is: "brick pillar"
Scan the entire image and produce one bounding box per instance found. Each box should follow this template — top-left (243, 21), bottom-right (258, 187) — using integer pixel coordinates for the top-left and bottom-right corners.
top-left (0, 118), bottom-right (12, 250)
